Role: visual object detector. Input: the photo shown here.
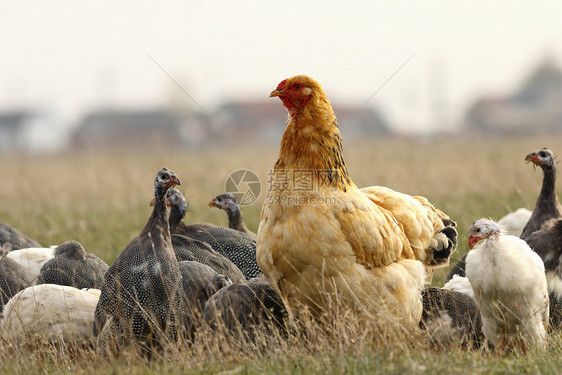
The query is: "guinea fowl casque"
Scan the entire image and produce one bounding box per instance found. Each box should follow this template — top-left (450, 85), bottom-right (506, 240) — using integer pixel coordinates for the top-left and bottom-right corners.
top-left (466, 219), bottom-right (549, 352)
top-left (209, 193), bottom-right (257, 240)
top-left (258, 75), bottom-right (457, 326)
top-left (37, 240), bottom-right (109, 289)
top-left (164, 188), bottom-right (261, 279)
top-left (93, 168), bottom-right (184, 354)
top-left (520, 147), bottom-right (562, 240)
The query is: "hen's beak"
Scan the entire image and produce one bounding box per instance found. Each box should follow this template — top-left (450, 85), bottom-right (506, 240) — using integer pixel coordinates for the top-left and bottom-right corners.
top-left (208, 199), bottom-right (217, 208)
top-left (270, 89), bottom-right (285, 98)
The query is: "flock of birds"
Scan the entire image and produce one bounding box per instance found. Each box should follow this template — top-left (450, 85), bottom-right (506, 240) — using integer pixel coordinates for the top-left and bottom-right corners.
top-left (0, 75), bottom-right (561, 357)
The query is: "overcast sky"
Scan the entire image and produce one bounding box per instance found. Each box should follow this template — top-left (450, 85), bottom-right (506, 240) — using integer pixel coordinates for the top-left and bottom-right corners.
top-left (2, 1), bottom-right (561, 133)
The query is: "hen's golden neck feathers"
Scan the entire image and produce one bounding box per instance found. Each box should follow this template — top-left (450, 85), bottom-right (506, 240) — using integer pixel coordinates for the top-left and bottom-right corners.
top-left (271, 75), bottom-right (353, 191)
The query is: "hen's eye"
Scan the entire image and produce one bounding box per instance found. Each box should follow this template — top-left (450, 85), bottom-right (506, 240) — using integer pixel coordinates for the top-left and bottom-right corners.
top-left (293, 84), bottom-right (301, 90)
top-left (476, 228), bottom-right (481, 233)
top-left (539, 151), bottom-right (546, 157)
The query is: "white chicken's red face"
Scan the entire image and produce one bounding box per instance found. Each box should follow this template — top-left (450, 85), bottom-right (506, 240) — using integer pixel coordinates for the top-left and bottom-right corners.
top-left (525, 148), bottom-right (555, 169)
top-left (468, 219), bottom-right (501, 249)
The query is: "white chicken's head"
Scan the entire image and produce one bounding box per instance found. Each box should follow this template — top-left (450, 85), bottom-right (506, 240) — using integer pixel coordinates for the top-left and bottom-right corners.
top-left (525, 148), bottom-right (556, 170)
top-left (468, 219), bottom-right (502, 249)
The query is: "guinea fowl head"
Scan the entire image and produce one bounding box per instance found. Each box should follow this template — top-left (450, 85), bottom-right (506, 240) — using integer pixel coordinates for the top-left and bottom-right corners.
top-left (270, 75), bottom-right (328, 117)
top-left (468, 219), bottom-right (503, 249)
top-left (155, 167), bottom-right (181, 190)
top-left (525, 148), bottom-right (556, 170)
top-left (208, 193), bottom-right (238, 211)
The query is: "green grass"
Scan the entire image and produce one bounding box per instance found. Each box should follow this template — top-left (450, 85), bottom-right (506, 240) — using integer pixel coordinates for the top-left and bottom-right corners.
top-left (1, 135), bottom-right (562, 373)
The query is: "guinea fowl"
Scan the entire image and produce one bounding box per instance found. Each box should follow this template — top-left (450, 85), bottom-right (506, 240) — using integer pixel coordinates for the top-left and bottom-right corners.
top-left (163, 188), bottom-right (260, 279)
top-left (37, 240), bottom-right (109, 289)
top-left (208, 193), bottom-right (257, 240)
top-left (0, 222), bottom-right (41, 250)
top-left (171, 234), bottom-right (245, 283)
top-left (0, 245), bottom-right (34, 314)
top-left (177, 260), bottom-right (231, 337)
top-left (466, 219), bottom-right (549, 352)
top-left (525, 218), bottom-right (562, 329)
top-left (203, 279), bottom-right (288, 342)
top-left (520, 147), bottom-right (562, 240)
top-left (93, 168), bottom-right (184, 354)
top-left (421, 287), bottom-right (484, 349)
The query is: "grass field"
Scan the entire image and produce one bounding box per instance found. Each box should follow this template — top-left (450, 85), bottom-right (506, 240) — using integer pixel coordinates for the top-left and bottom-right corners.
top-left (1, 135), bottom-right (562, 374)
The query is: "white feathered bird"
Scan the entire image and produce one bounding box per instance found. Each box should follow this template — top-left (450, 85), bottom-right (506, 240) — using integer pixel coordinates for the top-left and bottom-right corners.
top-left (1, 284), bottom-right (100, 343)
top-left (466, 219), bottom-right (549, 351)
top-left (6, 247), bottom-right (55, 280)
top-left (497, 208), bottom-right (532, 237)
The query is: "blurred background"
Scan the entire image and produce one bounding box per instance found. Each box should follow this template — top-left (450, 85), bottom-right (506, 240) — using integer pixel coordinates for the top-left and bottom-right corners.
top-left (1, 1), bottom-right (562, 155)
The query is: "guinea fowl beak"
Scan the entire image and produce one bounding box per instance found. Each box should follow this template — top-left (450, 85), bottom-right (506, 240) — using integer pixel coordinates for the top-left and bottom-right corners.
top-left (525, 152), bottom-right (538, 163)
top-left (208, 199), bottom-right (217, 207)
top-left (149, 197), bottom-right (156, 206)
top-left (270, 89), bottom-right (285, 98)
top-left (169, 176), bottom-right (181, 187)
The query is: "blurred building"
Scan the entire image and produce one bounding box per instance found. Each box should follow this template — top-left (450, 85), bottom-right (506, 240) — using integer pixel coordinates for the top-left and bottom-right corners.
top-left (465, 58), bottom-right (562, 135)
top-left (71, 108), bottom-right (209, 150)
top-left (215, 100), bottom-right (390, 143)
top-left (0, 108), bottom-right (65, 154)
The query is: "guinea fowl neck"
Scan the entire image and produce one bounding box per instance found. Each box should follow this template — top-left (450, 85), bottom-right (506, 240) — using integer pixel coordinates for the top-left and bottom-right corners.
top-left (539, 166), bottom-right (559, 204)
top-left (168, 199), bottom-right (187, 231)
top-left (274, 100), bottom-right (353, 192)
top-left (142, 185), bottom-right (171, 236)
top-left (225, 205), bottom-right (244, 231)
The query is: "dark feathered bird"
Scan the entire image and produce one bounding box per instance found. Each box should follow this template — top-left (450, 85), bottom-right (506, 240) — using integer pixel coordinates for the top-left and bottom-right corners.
top-left (209, 193), bottom-right (256, 240)
top-left (93, 168), bottom-right (183, 354)
top-left (421, 287), bottom-right (484, 348)
top-left (177, 260), bottom-right (230, 337)
top-left (0, 245), bottom-right (34, 314)
top-left (525, 218), bottom-right (562, 330)
top-left (203, 279), bottom-right (288, 341)
top-left (164, 188), bottom-right (261, 279)
top-left (0, 222), bottom-right (41, 250)
top-left (37, 240), bottom-right (109, 289)
top-left (520, 148), bottom-right (562, 240)
top-left (171, 234), bottom-right (245, 283)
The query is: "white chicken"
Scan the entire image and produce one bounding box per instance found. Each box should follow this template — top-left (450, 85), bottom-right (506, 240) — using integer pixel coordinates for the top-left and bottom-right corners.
top-left (1, 284), bottom-right (100, 343)
top-left (466, 219), bottom-right (549, 352)
top-left (6, 247), bottom-right (55, 279)
top-left (497, 208), bottom-right (532, 237)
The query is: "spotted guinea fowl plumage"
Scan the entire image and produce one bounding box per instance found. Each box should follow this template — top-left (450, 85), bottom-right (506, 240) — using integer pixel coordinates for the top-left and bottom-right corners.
top-left (93, 168), bottom-right (184, 351)
top-left (165, 188), bottom-right (260, 279)
top-left (0, 222), bottom-right (41, 250)
top-left (37, 240), bottom-right (109, 289)
top-left (0, 245), bottom-right (34, 314)
top-left (203, 279), bottom-right (288, 341)
top-left (421, 287), bottom-right (484, 348)
top-left (171, 234), bottom-right (245, 283)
